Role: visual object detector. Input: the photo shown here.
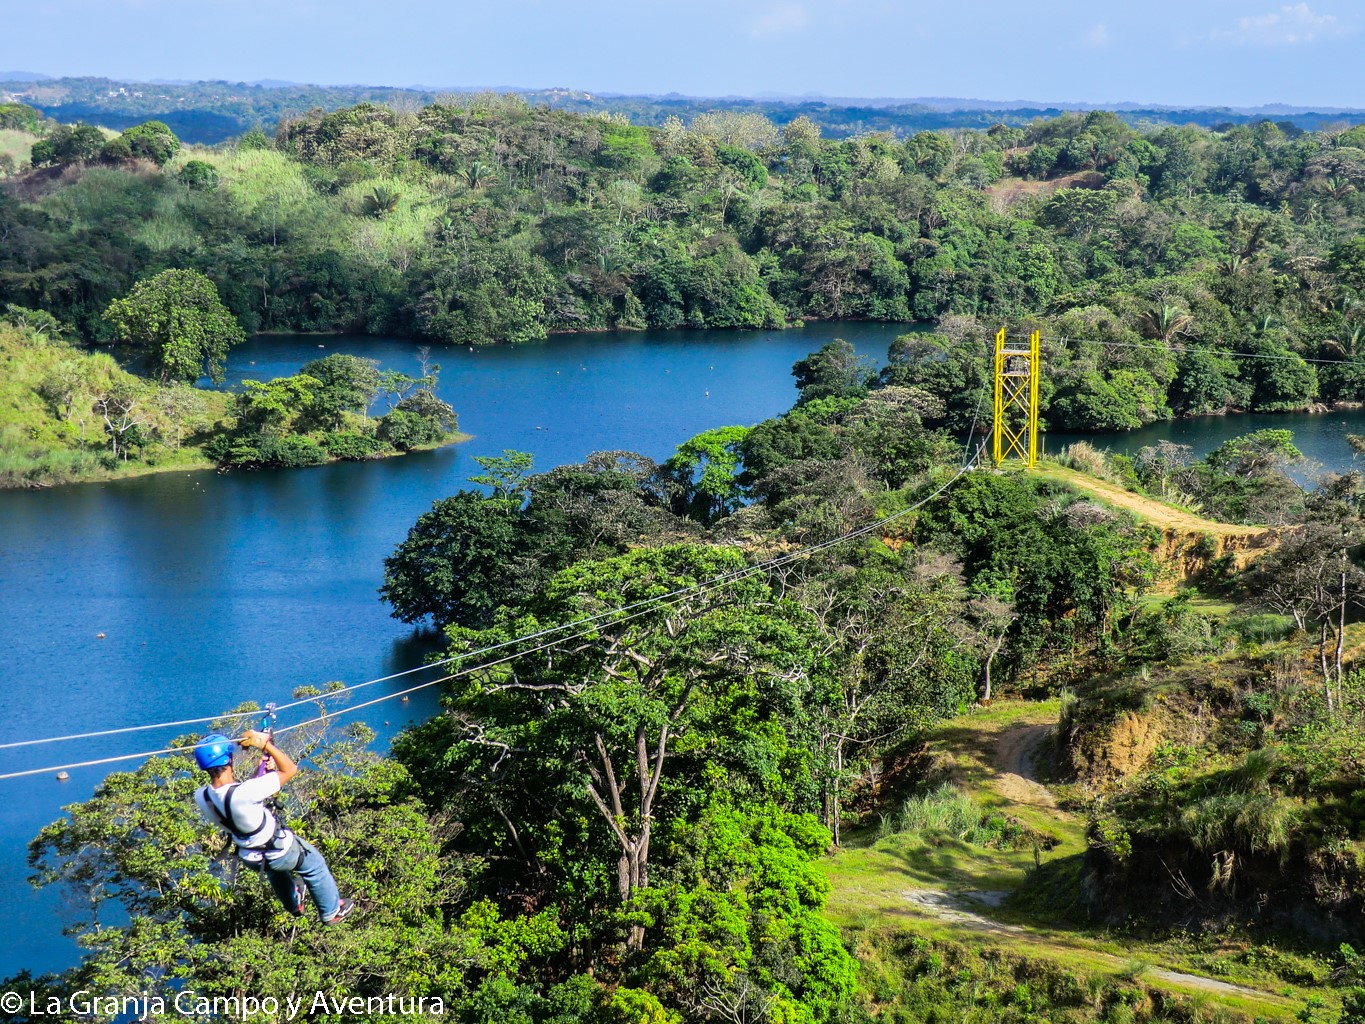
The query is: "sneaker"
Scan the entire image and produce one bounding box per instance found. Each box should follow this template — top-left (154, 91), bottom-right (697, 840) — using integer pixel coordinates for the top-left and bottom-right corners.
top-left (290, 883), bottom-right (306, 917)
top-left (324, 897), bottom-right (355, 926)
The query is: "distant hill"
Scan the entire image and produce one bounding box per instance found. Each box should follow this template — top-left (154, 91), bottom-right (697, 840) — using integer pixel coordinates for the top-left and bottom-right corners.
top-left (3, 75), bottom-right (1365, 145)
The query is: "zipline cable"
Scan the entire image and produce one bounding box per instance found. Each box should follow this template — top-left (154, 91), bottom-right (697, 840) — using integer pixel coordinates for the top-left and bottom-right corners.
top-left (1004, 331), bottom-right (1361, 366)
top-left (0, 447), bottom-right (984, 782)
top-left (0, 708), bottom-right (262, 751)
top-left (4, 428), bottom-right (988, 752)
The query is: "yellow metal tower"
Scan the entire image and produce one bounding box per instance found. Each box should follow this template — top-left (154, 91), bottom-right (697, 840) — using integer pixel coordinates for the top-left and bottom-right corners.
top-left (991, 328), bottom-right (1040, 467)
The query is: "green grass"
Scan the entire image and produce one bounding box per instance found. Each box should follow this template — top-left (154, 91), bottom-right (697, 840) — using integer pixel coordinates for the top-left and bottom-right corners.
top-left (0, 324), bottom-right (229, 487)
top-left (0, 128), bottom-right (35, 170)
top-left (820, 700), bottom-right (1319, 1021)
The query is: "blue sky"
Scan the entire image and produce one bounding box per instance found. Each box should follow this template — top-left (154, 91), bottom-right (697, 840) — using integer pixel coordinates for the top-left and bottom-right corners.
top-left (4, 0), bottom-right (1363, 108)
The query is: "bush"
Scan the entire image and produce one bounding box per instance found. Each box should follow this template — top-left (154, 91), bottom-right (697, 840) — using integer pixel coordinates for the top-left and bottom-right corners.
top-left (1059, 440), bottom-right (1109, 478)
top-left (118, 121), bottom-right (180, 166)
top-left (395, 389), bottom-right (457, 432)
top-left (377, 408), bottom-right (445, 451)
top-left (214, 432), bottom-right (329, 468)
top-left (201, 433), bottom-right (232, 462)
top-left (1226, 613), bottom-right (1297, 645)
top-left (323, 430), bottom-right (388, 460)
top-left (179, 160), bottom-right (220, 192)
top-left (887, 783), bottom-right (1037, 849)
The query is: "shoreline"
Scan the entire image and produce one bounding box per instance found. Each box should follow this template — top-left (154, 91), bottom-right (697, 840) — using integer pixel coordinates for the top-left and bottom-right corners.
top-left (2, 432), bottom-right (472, 492)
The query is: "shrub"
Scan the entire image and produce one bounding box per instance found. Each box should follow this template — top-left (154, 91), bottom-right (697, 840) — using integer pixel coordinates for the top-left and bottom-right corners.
top-left (179, 160), bottom-right (220, 192)
top-left (1227, 613), bottom-right (1297, 645)
top-left (889, 783), bottom-right (1038, 849)
top-left (377, 408), bottom-right (446, 451)
top-left (214, 432), bottom-right (329, 468)
top-left (323, 430), bottom-right (388, 460)
top-left (1059, 440), bottom-right (1109, 478)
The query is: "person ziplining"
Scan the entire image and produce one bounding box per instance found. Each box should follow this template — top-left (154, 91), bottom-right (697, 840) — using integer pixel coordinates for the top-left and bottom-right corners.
top-left (193, 727), bottom-right (355, 925)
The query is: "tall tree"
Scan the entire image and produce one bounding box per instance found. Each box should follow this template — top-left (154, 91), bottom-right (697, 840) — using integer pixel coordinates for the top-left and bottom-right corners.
top-left (102, 270), bottom-right (245, 385)
top-left (792, 340), bottom-right (876, 405)
top-left (442, 545), bottom-right (830, 949)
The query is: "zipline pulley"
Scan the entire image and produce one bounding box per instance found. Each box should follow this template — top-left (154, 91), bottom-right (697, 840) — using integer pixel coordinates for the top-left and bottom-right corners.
top-left (254, 703), bottom-right (278, 780)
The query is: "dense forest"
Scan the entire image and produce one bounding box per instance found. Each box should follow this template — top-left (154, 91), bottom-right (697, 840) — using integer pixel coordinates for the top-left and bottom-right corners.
top-left (12, 342), bottom-right (1365, 1023)
top-left (2, 95), bottom-right (1365, 437)
top-left (7, 75), bottom-right (1365, 144)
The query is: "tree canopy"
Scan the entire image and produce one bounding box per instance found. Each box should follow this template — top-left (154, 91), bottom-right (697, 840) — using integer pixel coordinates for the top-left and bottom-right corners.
top-left (101, 269), bottom-right (245, 385)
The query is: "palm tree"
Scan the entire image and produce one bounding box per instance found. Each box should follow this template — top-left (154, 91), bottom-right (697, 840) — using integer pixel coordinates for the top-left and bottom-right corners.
top-left (1322, 175), bottom-right (1358, 202)
top-left (362, 185), bottom-right (401, 218)
top-left (1248, 313), bottom-right (1279, 339)
top-left (1219, 253), bottom-right (1248, 277)
top-left (464, 161), bottom-right (493, 189)
top-left (1323, 324), bottom-right (1365, 359)
top-left (1139, 302), bottom-right (1196, 346)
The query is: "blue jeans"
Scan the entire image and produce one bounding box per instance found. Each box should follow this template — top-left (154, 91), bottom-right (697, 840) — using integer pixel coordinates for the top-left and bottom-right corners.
top-left (266, 835), bottom-right (340, 921)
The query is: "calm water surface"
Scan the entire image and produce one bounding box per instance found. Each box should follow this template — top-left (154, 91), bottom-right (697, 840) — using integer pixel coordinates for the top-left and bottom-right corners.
top-left (4, 323), bottom-right (1365, 978)
top-left (1046, 408), bottom-right (1365, 479)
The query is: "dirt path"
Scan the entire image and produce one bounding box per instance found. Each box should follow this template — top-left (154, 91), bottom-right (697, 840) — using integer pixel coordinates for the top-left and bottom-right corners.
top-left (899, 888), bottom-right (1279, 999)
top-left (993, 721), bottom-right (1056, 809)
top-left (1033, 464), bottom-right (1267, 539)
top-left (891, 707), bottom-right (1295, 1009)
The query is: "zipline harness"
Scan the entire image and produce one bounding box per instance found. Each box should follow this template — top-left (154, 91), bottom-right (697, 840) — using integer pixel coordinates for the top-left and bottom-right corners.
top-left (199, 704), bottom-right (303, 871)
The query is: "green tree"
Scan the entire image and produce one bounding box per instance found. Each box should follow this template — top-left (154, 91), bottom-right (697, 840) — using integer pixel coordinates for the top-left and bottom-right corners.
top-left (234, 373), bottom-right (321, 432)
top-left (178, 159), bottom-right (220, 191)
top-left (468, 450), bottom-right (535, 503)
top-left (792, 339), bottom-right (876, 405)
top-left (381, 491), bottom-right (521, 627)
top-left (0, 102), bottom-right (42, 132)
top-left (23, 748), bottom-right (486, 1015)
top-left (663, 426), bottom-right (750, 524)
top-left (2, 304), bottom-right (72, 340)
top-left (1207, 429), bottom-right (1303, 478)
top-left (102, 270), bottom-right (245, 385)
top-left (441, 545), bottom-right (833, 951)
top-left (298, 353), bottom-right (381, 428)
top-left (738, 413), bottom-right (841, 485)
top-left (29, 123), bottom-right (105, 167)
top-left (116, 120), bottom-right (180, 165)
top-left (1333, 238), bottom-right (1365, 295)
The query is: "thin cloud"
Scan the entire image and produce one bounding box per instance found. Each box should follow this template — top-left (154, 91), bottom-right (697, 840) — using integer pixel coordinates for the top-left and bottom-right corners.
top-left (750, 2), bottom-right (809, 38)
top-left (1082, 23), bottom-right (1111, 49)
top-left (1212, 3), bottom-right (1352, 46)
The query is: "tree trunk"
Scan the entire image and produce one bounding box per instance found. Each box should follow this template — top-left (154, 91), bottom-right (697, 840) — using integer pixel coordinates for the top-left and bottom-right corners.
top-left (983, 630), bottom-right (1009, 703)
top-left (586, 721), bottom-right (670, 953)
top-left (1320, 619), bottom-right (1335, 714)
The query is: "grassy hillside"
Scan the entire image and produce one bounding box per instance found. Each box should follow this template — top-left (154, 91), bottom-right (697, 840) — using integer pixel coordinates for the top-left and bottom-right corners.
top-left (0, 127), bottom-right (34, 172)
top-left (809, 452), bottom-right (1365, 1022)
top-left (0, 323), bottom-right (228, 486)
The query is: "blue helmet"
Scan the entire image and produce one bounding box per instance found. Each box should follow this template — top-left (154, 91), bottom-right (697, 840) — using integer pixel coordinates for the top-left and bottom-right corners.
top-left (194, 733), bottom-right (234, 770)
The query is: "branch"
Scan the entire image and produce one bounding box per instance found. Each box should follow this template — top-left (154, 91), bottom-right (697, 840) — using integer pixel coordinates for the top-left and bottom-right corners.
top-left (595, 732), bottom-right (626, 820)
